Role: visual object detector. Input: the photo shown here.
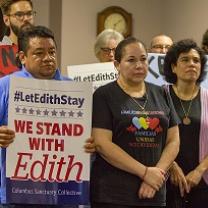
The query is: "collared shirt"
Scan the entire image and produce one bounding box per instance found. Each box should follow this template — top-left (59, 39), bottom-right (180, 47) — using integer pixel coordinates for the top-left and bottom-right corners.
top-left (0, 66), bottom-right (71, 204)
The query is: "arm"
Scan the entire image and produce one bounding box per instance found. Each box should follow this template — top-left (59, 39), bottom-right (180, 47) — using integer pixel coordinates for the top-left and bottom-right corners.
top-left (138, 125), bottom-right (180, 198)
top-left (93, 127), bottom-right (165, 191)
top-left (169, 161), bottom-right (189, 197)
top-left (84, 137), bottom-right (96, 153)
top-left (156, 125), bottom-right (190, 196)
top-left (138, 182), bottom-right (156, 199)
top-left (156, 125), bottom-right (180, 172)
top-left (0, 78), bottom-right (15, 147)
top-left (186, 155), bottom-right (208, 190)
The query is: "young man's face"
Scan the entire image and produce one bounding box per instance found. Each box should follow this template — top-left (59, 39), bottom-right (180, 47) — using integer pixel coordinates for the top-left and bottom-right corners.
top-left (4, 1), bottom-right (35, 36)
top-left (19, 37), bottom-right (58, 80)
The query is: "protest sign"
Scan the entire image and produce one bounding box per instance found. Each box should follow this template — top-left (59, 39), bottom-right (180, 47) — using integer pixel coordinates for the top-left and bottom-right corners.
top-left (67, 62), bottom-right (117, 92)
top-left (67, 54), bottom-right (166, 90)
top-left (5, 77), bottom-right (92, 205)
top-left (0, 45), bottom-right (18, 77)
top-left (67, 53), bottom-right (208, 89)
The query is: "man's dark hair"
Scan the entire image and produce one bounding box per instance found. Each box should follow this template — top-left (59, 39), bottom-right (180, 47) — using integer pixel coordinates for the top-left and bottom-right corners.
top-left (0, 0), bottom-right (33, 15)
top-left (16, 25), bottom-right (56, 67)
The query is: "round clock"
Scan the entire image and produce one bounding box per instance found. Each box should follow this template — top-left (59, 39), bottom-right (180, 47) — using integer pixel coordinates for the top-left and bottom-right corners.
top-left (97, 6), bottom-right (132, 38)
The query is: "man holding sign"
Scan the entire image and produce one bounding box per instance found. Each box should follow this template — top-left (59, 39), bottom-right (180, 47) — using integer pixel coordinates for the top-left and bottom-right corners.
top-left (0, 26), bottom-right (84, 208)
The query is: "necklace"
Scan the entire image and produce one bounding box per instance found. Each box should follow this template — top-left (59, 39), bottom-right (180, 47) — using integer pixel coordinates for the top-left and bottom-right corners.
top-left (130, 94), bottom-right (148, 112)
top-left (117, 79), bottom-right (148, 112)
top-left (175, 85), bottom-right (196, 125)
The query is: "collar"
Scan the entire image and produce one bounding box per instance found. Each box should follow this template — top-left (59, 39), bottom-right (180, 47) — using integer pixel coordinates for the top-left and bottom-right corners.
top-left (20, 65), bottom-right (64, 80)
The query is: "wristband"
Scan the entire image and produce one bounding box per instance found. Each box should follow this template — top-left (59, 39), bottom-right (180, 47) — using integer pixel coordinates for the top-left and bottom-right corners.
top-left (142, 166), bottom-right (148, 180)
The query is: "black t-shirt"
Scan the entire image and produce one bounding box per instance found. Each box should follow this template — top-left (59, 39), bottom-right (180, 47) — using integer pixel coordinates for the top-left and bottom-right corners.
top-left (170, 86), bottom-right (207, 189)
top-left (91, 81), bottom-right (179, 206)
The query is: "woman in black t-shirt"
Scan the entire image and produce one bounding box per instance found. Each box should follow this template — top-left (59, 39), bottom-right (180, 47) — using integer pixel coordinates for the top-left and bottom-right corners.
top-left (90, 37), bottom-right (180, 208)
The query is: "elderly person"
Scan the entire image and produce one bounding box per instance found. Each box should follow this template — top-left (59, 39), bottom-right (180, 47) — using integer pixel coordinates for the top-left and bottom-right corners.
top-left (149, 34), bottom-right (173, 54)
top-left (94, 29), bottom-right (124, 62)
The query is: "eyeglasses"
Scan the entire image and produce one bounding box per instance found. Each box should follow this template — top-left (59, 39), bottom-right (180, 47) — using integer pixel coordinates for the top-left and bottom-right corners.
top-left (101, 47), bottom-right (116, 54)
top-left (8, 11), bottom-right (36, 21)
top-left (151, 44), bottom-right (171, 50)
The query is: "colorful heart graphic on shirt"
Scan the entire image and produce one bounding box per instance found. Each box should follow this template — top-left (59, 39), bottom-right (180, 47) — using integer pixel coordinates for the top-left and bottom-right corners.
top-left (139, 117), bottom-right (149, 129)
top-left (132, 117), bottom-right (141, 129)
top-left (132, 116), bottom-right (149, 130)
top-left (148, 118), bottom-right (160, 130)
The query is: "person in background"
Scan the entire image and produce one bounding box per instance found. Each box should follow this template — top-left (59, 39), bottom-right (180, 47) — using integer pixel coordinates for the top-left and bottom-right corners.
top-left (94, 29), bottom-right (124, 62)
top-left (201, 29), bottom-right (208, 54)
top-left (0, 25), bottom-right (89, 208)
top-left (163, 39), bottom-right (208, 208)
top-left (0, 0), bottom-right (35, 45)
top-left (90, 37), bottom-right (180, 208)
top-left (149, 34), bottom-right (173, 54)
top-left (145, 34), bottom-right (173, 86)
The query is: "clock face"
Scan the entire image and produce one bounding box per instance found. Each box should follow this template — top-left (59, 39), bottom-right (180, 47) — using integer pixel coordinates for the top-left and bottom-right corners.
top-left (104, 13), bottom-right (127, 35)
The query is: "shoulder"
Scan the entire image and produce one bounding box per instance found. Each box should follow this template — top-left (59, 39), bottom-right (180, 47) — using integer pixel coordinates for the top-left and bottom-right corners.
top-left (0, 75), bottom-right (11, 89)
top-left (200, 86), bottom-right (208, 98)
top-left (53, 69), bottom-right (72, 81)
top-left (94, 81), bottom-right (117, 94)
top-left (93, 81), bottom-right (118, 103)
top-left (60, 76), bottom-right (71, 81)
top-left (0, 70), bottom-right (26, 89)
top-left (201, 86), bottom-right (208, 93)
top-left (146, 82), bottom-right (164, 93)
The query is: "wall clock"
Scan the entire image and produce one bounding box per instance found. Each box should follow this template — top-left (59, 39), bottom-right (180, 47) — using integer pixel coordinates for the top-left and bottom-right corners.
top-left (97, 6), bottom-right (132, 38)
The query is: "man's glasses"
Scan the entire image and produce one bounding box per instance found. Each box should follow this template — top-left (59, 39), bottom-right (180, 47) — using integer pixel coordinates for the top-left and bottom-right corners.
top-left (8, 11), bottom-right (36, 21)
top-left (101, 47), bottom-right (116, 54)
top-left (151, 44), bottom-right (171, 50)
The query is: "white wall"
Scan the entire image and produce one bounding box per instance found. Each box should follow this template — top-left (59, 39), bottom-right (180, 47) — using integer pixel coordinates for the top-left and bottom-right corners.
top-left (32, 0), bottom-right (50, 27)
top-left (33, 0), bottom-right (208, 74)
top-left (61, 0), bottom-right (163, 74)
top-left (163, 0), bottom-right (208, 45)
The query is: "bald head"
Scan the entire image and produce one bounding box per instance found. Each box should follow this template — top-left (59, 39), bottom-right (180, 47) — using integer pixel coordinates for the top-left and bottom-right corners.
top-left (150, 35), bottom-right (173, 54)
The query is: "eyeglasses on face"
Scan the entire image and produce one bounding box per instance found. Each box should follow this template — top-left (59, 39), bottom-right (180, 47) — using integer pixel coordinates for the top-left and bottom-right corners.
top-left (101, 47), bottom-right (116, 54)
top-left (151, 44), bottom-right (171, 50)
top-left (8, 11), bottom-right (36, 21)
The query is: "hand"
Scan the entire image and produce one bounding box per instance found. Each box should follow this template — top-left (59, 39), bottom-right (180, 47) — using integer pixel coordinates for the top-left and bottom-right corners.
top-left (186, 168), bottom-right (203, 190)
top-left (138, 181), bottom-right (156, 199)
top-left (169, 162), bottom-right (189, 196)
top-left (83, 137), bottom-right (96, 153)
top-left (0, 126), bottom-right (15, 147)
top-left (143, 167), bottom-right (165, 191)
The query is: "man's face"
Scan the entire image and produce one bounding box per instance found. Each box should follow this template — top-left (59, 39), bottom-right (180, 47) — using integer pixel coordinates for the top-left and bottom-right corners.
top-left (19, 37), bottom-right (58, 79)
top-left (4, 1), bottom-right (34, 36)
top-left (150, 36), bottom-right (173, 54)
